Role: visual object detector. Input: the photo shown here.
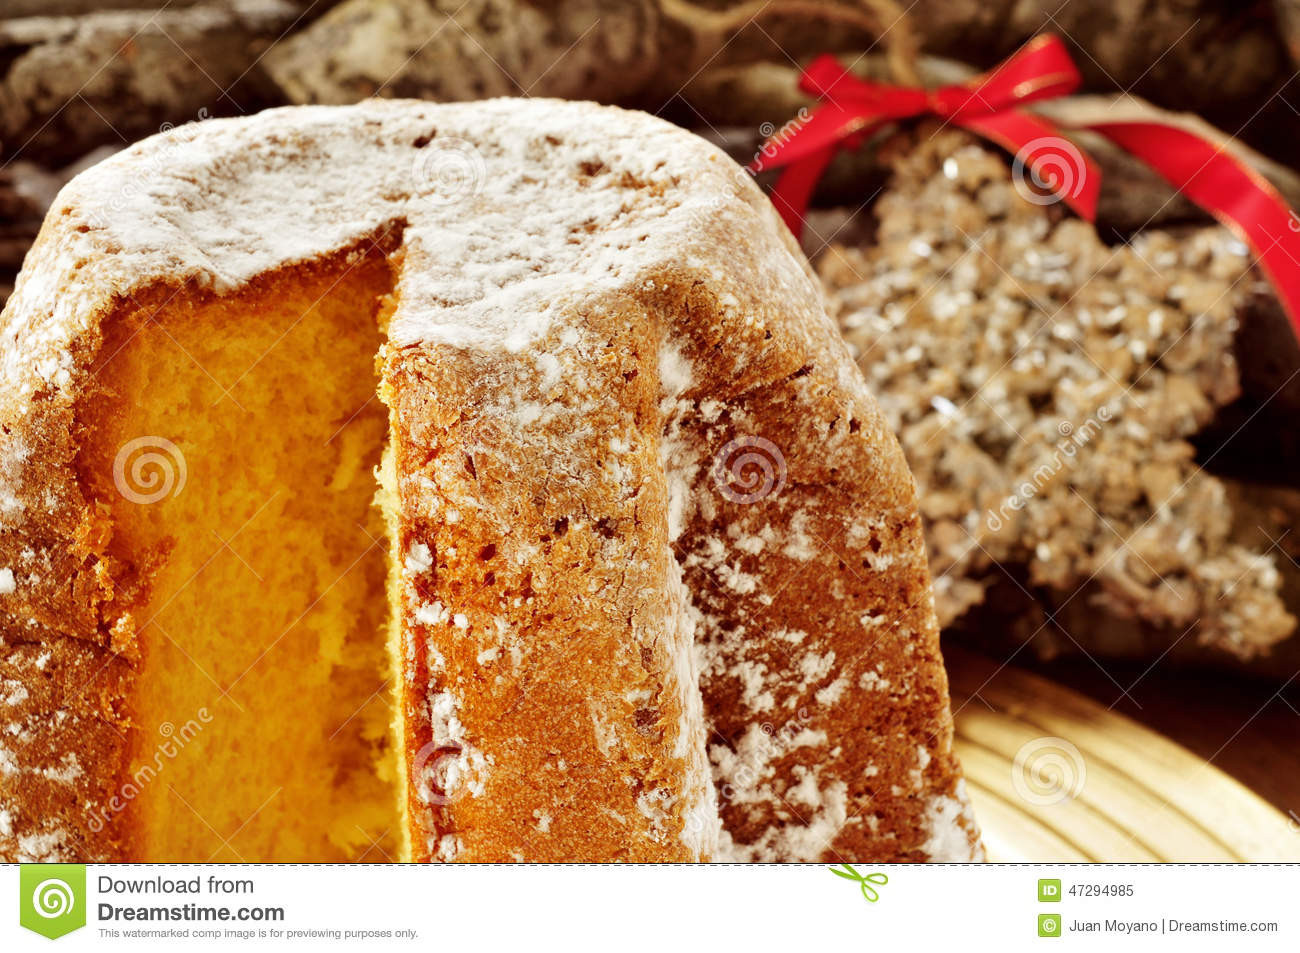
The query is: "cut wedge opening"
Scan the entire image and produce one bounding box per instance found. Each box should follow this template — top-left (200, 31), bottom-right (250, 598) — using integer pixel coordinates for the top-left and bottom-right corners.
top-left (80, 251), bottom-right (404, 862)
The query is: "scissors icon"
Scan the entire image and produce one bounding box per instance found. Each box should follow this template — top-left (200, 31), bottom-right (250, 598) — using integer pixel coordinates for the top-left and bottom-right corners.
top-left (828, 864), bottom-right (889, 902)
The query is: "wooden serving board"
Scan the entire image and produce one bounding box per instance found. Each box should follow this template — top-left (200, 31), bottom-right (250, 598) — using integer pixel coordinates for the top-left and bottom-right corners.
top-left (945, 647), bottom-right (1300, 862)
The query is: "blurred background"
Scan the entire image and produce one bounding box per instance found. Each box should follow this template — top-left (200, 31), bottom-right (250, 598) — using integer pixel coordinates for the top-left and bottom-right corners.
top-left (2, 0), bottom-right (1297, 859)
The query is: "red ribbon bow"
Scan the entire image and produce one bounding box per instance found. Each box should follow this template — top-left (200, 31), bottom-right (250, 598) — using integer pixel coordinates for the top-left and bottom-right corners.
top-left (750, 35), bottom-right (1300, 338)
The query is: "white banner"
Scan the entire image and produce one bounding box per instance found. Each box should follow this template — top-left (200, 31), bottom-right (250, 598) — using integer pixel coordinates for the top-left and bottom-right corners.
top-left (4, 863), bottom-right (1297, 952)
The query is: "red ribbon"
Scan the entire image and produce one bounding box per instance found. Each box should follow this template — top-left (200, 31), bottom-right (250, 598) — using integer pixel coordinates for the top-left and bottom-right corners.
top-left (750, 35), bottom-right (1300, 337)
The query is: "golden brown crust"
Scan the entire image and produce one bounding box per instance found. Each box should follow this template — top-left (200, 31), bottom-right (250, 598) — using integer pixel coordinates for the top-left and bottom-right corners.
top-left (0, 312), bottom-right (138, 860)
top-left (0, 628), bottom-right (133, 861)
top-left (390, 293), bottom-right (713, 861)
top-left (645, 264), bottom-right (979, 861)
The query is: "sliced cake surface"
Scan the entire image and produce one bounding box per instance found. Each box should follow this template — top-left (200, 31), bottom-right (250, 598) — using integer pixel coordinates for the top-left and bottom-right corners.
top-left (0, 98), bottom-right (981, 862)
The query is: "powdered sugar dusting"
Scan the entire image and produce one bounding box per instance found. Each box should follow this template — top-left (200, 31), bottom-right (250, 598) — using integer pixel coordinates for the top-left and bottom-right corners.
top-left (661, 555), bottom-right (722, 858)
top-left (2, 98), bottom-right (792, 408)
top-left (919, 779), bottom-right (984, 861)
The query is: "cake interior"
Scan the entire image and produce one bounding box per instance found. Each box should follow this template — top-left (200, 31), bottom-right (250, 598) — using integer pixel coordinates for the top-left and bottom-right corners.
top-left (79, 252), bottom-right (404, 862)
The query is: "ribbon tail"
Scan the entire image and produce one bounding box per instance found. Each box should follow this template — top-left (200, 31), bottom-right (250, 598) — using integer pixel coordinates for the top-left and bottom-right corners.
top-left (768, 144), bottom-right (837, 239)
top-left (957, 111), bottom-right (1100, 222)
top-left (1088, 121), bottom-right (1300, 340)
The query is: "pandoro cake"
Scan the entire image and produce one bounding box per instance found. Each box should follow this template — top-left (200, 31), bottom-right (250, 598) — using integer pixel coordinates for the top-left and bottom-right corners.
top-left (0, 99), bottom-right (981, 863)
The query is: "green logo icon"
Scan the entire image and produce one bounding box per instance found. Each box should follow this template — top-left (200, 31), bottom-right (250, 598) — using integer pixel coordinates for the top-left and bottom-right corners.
top-left (19, 864), bottom-right (86, 939)
top-left (1038, 878), bottom-right (1062, 902)
top-left (828, 864), bottom-right (888, 903)
top-left (1038, 913), bottom-right (1062, 938)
